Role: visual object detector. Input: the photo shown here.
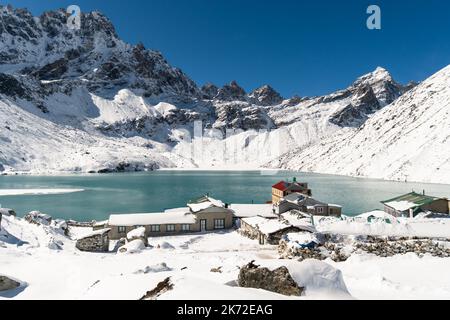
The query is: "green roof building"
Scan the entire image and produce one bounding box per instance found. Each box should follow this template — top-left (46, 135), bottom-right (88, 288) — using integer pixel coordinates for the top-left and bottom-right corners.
top-left (381, 192), bottom-right (450, 217)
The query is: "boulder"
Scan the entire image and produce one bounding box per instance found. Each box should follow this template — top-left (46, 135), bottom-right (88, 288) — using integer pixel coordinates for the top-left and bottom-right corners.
top-left (76, 228), bottom-right (111, 252)
top-left (112, 238), bottom-right (127, 252)
top-left (237, 261), bottom-right (303, 296)
top-left (118, 239), bottom-right (146, 254)
top-left (24, 211), bottom-right (52, 226)
top-left (126, 227), bottom-right (148, 246)
top-left (0, 275), bottom-right (20, 292)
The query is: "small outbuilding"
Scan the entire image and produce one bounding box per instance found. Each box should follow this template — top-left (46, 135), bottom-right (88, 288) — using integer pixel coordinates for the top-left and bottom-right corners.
top-left (275, 193), bottom-right (342, 217)
top-left (76, 228), bottom-right (111, 252)
top-left (240, 214), bottom-right (315, 245)
top-left (381, 192), bottom-right (450, 217)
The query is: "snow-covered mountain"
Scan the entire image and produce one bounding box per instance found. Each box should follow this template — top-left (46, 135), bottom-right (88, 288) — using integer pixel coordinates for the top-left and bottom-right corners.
top-left (273, 65), bottom-right (450, 184)
top-left (1, 5), bottom-right (447, 183)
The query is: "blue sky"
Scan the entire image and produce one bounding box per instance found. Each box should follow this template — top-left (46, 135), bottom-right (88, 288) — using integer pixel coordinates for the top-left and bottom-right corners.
top-left (3, 0), bottom-right (450, 97)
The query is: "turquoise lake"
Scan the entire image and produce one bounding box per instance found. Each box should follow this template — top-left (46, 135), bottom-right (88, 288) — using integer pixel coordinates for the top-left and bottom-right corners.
top-left (0, 171), bottom-right (449, 221)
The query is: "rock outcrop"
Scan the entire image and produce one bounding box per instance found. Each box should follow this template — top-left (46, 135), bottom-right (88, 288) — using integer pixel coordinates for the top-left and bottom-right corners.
top-left (237, 261), bottom-right (303, 296)
top-left (76, 228), bottom-right (111, 252)
top-left (248, 85), bottom-right (283, 106)
top-left (215, 81), bottom-right (247, 101)
top-left (140, 277), bottom-right (174, 300)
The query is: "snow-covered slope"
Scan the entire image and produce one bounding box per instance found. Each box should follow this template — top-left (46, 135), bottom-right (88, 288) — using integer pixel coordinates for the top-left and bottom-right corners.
top-left (1, 5), bottom-right (446, 183)
top-left (274, 65), bottom-right (450, 184)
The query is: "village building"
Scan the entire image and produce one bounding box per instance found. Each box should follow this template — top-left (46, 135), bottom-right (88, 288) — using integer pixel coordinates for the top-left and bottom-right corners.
top-left (275, 193), bottom-right (342, 217)
top-left (240, 211), bottom-right (315, 245)
top-left (75, 228), bottom-right (111, 252)
top-left (381, 192), bottom-right (450, 217)
top-left (107, 196), bottom-right (234, 240)
top-left (271, 178), bottom-right (312, 204)
top-left (229, 203), bottom-right (278, 227)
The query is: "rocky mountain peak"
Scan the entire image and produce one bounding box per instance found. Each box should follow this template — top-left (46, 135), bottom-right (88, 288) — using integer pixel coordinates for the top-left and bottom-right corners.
top-left (0, 6), bottom-right (200, 100)
top-left (248, 85), bottom-right (283, 106)
top-left (200, 83), bottom-right (219, 99)
top-left (215, 80), bottom-right (246, 101)
top-left (351, 67), bottom-right (406, 107)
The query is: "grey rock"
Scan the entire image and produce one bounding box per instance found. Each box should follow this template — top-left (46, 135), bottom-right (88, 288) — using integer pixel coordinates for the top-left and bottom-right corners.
top-left (0, 275), bottom-right (20, 292)
top-left (238, 261), bottom-right (303, 296)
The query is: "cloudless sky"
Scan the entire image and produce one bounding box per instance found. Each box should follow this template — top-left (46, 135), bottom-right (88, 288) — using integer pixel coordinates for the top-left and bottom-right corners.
top-left (3, 0), bottom-right (450, 97)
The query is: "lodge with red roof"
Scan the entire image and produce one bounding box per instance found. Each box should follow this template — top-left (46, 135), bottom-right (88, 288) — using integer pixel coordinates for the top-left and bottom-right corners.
top-left (271, 178), bottom-right (312, 204)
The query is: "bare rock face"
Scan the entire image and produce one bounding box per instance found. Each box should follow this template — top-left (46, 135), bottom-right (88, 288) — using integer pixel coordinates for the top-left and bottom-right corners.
top-left (216, 81), bottom-right (247, 101)
top-left (201, 83), bottom-right (219, 99)
top-left (0, 275), bottom-right (20, 292)
top-left (248, 85), bottom-right (283, 106)
top-left (237, 261), bottom-right (303, 296)
top-left (0, 73), bottom-right (29, 99)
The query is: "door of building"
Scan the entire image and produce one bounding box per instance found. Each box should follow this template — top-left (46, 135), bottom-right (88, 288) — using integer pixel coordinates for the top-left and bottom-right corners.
top-left (200, 219), bottom-right (207, 232)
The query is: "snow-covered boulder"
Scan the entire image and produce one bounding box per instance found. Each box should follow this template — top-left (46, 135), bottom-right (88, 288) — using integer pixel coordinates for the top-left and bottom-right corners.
top-left (126, 227), bottom-right (148, 246)
top-left (153, 241), bottom-right (175, 250)
top-left (24, 211), bottom-right (52, 226)
top-left (47, 237), bottom-right (64, 250)
top-left (285, 260), bottom-right (351, 298)
top-left (134, 263), bottom-right (172, 274)
top-left (118, 239), bottom-right (146, 254)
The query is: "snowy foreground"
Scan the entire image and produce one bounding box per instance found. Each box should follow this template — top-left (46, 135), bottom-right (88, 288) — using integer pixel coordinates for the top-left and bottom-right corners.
top-left (1, 213), bottom-right (450, 300)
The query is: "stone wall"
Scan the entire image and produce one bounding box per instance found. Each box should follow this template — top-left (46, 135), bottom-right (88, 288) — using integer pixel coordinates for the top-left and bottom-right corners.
top-left (279, 234), bottom-right (450, 262)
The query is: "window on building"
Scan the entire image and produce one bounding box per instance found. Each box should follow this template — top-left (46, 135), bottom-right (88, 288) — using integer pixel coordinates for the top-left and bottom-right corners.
top-left (317, 207), bottom-right (324, 214)
top-left (118, 226), bottom-right (126, 233)
top-left (166, 224), bottom-right (176, 232)
top-left (182, 224), bottom-right (190, 232)
top-left (150, 225), bottom-right (161, 232)
top-left (214, 219), bottom-right (225, 230)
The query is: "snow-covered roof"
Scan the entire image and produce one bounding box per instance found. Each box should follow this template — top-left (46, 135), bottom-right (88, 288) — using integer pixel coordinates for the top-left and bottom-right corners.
top-left (384, 201), bottom-right (417, 212)
top-left (281, 212), bottom-right (316, 233)
top-left (188, 196), bottom-right (225, 213)
top-left (93, 220), bottom-right (108, 227)
top-left (258, 220), bottom-right (293, 235)
top-left (242, 215), bottom-right (311, 236)
top-left (164, 207), bottom-right (190, 213)
top-left (281, 193), bottom-right (328, 207)
top-left (229, 204), bottom-right (277, 218)
top-left (109, 212), bottom-right (196, 227)
top-left (382, 192), bottom-right (444, 212)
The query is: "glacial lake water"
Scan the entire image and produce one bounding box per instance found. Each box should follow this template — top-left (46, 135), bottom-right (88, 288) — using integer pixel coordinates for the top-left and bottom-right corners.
top-left (0, 171), bottom-right (450, 221)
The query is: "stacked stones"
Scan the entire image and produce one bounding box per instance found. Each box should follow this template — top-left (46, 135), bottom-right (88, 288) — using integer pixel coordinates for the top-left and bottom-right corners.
top-left (354, 239), bottom-right (450, 258)
top-left (279, 235), bottom-right (450, 261)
